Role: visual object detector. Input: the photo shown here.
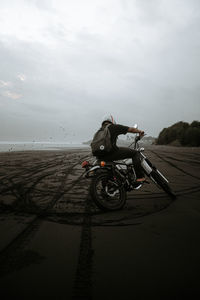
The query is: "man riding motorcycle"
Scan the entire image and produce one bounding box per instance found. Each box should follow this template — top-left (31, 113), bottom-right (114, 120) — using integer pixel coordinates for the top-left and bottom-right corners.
top-left (92, 114), bottom-right (145, 183)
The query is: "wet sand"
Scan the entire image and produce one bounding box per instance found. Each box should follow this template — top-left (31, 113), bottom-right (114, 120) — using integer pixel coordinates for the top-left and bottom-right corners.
top-left (0, 146), bottom-right (200, 299)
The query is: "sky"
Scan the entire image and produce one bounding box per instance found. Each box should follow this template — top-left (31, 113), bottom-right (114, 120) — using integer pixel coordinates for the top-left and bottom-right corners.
top-left (0, 0), bottom-right (200, 143)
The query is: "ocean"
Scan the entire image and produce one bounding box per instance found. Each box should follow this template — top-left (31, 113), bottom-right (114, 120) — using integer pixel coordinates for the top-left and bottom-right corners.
top-left (0, 142), bottom-right (90, 152)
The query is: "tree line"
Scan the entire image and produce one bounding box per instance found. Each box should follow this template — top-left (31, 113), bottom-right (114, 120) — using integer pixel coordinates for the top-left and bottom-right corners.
top-left (156, 121), bottom-right (200, 147)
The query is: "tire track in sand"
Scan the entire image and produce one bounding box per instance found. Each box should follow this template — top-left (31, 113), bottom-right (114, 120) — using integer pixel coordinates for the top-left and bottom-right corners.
top-left (0, 154), bottom-right (89, 277)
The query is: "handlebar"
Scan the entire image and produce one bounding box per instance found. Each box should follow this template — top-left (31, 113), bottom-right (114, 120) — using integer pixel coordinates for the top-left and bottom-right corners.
top-left (135, 135), bottom-right (141, 142)
top-left (135, 133), bottom-right (146, 141)
top-left (128, 133), bottom-right (146, 149)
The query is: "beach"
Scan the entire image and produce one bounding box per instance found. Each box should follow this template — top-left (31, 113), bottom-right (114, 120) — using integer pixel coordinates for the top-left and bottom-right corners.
top-left (0, 146), bottom-right (200, 299)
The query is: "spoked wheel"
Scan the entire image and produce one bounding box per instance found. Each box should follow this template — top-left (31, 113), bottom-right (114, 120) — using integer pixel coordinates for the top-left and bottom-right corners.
top-left (90, 172), bottom-right (126, 211)
top-left (150, 170), bottom-right (176, 199)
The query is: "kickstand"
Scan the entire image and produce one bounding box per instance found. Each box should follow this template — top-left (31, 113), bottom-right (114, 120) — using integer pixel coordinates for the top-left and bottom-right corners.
top-left (144, 180), bottom-right (150, 184)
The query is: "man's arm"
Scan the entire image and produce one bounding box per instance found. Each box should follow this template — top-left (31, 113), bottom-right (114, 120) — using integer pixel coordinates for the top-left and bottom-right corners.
top-left (127, 127), bottom-right (145, 136)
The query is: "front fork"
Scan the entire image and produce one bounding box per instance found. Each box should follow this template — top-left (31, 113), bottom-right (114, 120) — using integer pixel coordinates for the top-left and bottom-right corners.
top-left (140, 152), bottom-right (169, 183)
top-left (140, 152), bottom-right (153, 175)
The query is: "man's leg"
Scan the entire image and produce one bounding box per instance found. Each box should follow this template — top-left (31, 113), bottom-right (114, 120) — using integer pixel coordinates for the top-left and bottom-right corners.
top-left (102, 147), bottom-right (145, 180)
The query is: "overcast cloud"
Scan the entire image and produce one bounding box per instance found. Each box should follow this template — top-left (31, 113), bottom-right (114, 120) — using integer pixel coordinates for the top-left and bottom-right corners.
top-left (0, 0), bottom-right (200, 142)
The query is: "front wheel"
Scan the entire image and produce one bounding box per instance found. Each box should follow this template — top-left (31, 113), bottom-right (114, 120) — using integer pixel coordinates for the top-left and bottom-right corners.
top-left (150, 170), bottom-right (176, 199)
top-left (90, 172), bottom-right (126, 211)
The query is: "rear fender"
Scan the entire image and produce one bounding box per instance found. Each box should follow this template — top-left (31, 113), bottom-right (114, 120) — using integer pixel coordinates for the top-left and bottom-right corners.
top-left (85, 165), bottom-right (111, 178)
top-left (85, 166), bottom-right (100, 178)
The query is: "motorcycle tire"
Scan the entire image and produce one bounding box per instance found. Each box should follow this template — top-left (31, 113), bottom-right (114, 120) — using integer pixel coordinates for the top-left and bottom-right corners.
top-left (90, 172), bottom-right (126, 211)
top-left (150, 170), bottom-right (176, 199)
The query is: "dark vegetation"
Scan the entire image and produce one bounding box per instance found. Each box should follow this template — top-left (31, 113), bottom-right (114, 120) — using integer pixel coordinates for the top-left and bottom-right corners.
top-left (156, 121), bottom-right (200, 147)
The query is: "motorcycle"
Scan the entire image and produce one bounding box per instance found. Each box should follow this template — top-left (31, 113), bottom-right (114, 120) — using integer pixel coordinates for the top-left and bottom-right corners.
top-left (81, 126), bottom-right (176, 211)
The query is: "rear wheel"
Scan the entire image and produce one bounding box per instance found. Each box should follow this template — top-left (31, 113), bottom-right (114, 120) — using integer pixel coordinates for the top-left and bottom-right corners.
top-left (90, 172), bottom-right (126, 211)
top-left (150, 170), bottom-right (176, 199)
